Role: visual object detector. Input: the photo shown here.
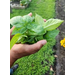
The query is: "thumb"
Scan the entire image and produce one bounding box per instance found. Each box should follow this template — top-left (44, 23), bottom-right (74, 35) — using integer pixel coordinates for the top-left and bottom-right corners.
top-left (28, 40), bottom-right (47, 54)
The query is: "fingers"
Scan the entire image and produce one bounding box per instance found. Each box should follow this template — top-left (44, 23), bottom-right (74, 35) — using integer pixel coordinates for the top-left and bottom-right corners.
top-left (10, 26), bottom-right (15, 40)
top-left (24, 40), bottom-right (47, 54)
top-left (10, 26), bottom-right (15, 34)
top-left (43, 19), bottom-right (46, 22)
top-left (28, 12), bottom-right (46, 22)
top-left (28, 12), bottom-right (32, 16)
top-left (10, 40), bottom-right (47, 60)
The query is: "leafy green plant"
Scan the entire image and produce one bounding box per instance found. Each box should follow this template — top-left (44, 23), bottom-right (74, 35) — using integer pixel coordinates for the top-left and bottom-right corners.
top-left (20, 0), bottom-right (30, 6)
top-left (10, 14), bottom-right (63, 49)
top-left (10, 14), bottom-right (63, 75)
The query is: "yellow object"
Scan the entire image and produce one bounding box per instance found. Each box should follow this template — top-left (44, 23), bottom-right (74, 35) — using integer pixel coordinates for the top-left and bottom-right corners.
top-left (60, 38), bottom-right (65, 48)
top-left (20, 4), bottom-right (23, 6)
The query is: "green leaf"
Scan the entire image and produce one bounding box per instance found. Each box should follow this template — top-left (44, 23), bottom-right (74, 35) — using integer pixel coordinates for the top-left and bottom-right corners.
top-left (23, 15), bottom-right (34, 23)
top-left (11, 15), bottom-right (35, 35)
top-left (10, 33), bottom-right (22, 49)
top-left (35, 14), bottom-right (44, 25)
top-left (44, 29), bottom-right (59, 41)
top-left (12, 27), bottom-right (27, 35)
top-left (16, 34), bottom-right (27, 44)
top-left (27, 36), bottom-right (35, 43)
top-left (35, 35), bottom-right (44, 41)
top-left (10, 16), bottom-right (23, 27)
top-left (27, 22), bottom-right (46, 35)
top-left (43, 19), bottom-right (64, 31)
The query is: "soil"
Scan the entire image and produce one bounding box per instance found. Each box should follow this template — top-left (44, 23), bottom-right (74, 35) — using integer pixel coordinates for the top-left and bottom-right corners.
top-left (54, 0), bottom-right (65, 75)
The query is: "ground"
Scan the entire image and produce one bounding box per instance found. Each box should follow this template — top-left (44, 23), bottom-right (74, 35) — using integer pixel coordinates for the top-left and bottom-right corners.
top-left (54, 0), bottom-right (65, 75)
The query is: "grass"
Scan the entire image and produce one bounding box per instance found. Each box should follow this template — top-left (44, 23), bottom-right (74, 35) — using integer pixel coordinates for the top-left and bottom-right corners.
top-left (10, 0), bottom-right (56, 75)
top-left (10, 0), bottom-right (55, 19)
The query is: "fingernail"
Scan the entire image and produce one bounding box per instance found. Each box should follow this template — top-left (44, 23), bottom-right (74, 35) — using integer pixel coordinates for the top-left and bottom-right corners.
top-left (28, 12), bottom-right (32, 16)
top-left (41, 40), bottom-right (47, 45)
top-left (44, 19), bottom-right (46, 22)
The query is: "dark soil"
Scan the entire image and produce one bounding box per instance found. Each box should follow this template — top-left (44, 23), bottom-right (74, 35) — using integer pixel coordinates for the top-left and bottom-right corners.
top-left (54, 0), bottom-right (65, 75)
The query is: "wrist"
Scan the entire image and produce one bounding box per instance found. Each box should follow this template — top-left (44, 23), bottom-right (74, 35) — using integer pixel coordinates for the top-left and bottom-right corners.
top-left (10, 50), bottom-right (17, 67)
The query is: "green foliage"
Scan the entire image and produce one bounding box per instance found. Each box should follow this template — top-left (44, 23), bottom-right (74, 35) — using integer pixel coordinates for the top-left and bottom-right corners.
top-left (10, 14), bottom-right (63, 49)
top-left (43, 19), bottom-right (64, 31)
top-left (10, 33), bottom-right (22, 49)
top-left (50, 71), bottom-right (54, 75)
top-left (44, 29), bottom-right (60, 42)
top-left (20, 0), bottom-right (30, 6)
top-left (10, 0), bottom-right (55, 19)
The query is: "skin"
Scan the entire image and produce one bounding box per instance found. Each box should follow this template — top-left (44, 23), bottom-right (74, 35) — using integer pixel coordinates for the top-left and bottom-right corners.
top-left (10, 13), bottom-right (47, 67)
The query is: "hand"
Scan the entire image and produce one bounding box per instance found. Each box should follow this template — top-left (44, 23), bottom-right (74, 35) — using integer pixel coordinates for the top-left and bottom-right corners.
top-left (10, 13), bottom-right (47, 67)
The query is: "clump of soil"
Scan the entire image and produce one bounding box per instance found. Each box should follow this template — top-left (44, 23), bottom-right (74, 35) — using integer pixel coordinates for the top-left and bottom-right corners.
top-left (54, 0), bottom-right (65, 75)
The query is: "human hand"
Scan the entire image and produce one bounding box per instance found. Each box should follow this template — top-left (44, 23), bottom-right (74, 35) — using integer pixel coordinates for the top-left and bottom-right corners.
top-left (10, 13), bottom-right (47, 67)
